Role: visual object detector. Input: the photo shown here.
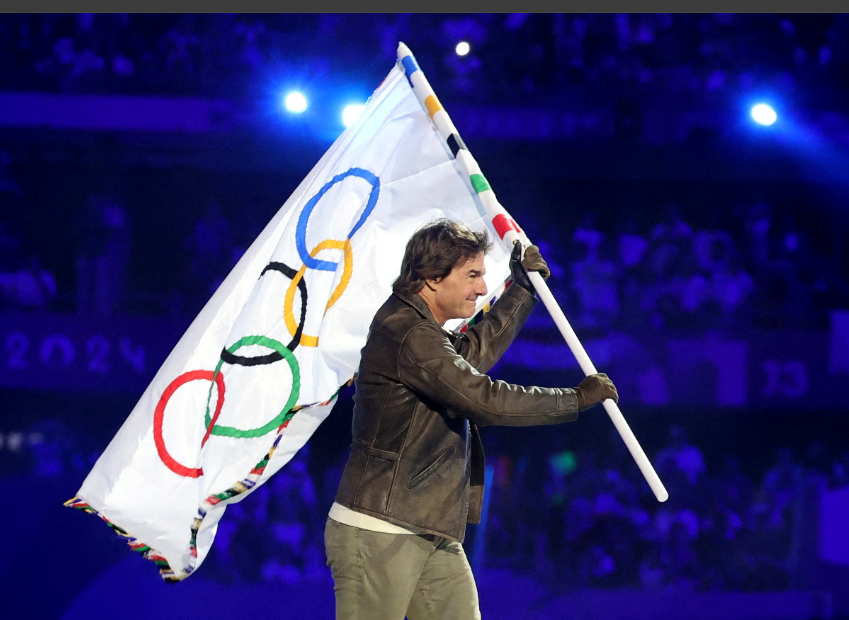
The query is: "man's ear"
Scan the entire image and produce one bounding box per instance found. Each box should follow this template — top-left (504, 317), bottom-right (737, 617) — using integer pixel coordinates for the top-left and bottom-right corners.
top-left (423, 278), bottom-right (439, 291)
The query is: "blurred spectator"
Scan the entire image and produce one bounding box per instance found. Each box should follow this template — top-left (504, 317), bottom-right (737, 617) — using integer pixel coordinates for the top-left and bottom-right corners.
top-left (710, 249), bottom-right (755, 328)
top-left (0, 150), bottom-right (23, 201)
top-left (828, 449), bottom-right (849, 489)
top-left (184, 200), bottom-right (234, 298)
top-left (711, 454), bottom-right (755, 515)
top-left (0, 150), bottom-right (25, 277)
top-left (0, 254), bottom-right (57, 309)
top-left (227, 484), bottom-right (273, 583)
top-left (0, 221), bottom-right (23, 273)
top-left (617, 216), bottom-right (649, 271)
top-left (738, 196), bottom-right (773, 267)
top-left (570, 219), bottom-right (621, 330)
top-left (230, 195), bottom-right (269, 265)
top-left (75, 193), bottom-right (132, 315)
top-left (656, 424), bottom-right (706, 488)
top-left (263, 446), bottom-right (323, 583)
top-left (670, 260), bottom-right (713, 327)
top-left (25, 418), bottom-right (87, 478)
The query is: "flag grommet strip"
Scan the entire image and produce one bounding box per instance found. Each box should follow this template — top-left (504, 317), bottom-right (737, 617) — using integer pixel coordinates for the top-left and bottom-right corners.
top-left (64, 497), bottom-right (179, 581)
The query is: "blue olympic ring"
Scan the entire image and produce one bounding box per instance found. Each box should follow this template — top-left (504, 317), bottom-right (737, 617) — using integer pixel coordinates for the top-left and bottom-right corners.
top-left (295, 168), bottom-right (380, 272)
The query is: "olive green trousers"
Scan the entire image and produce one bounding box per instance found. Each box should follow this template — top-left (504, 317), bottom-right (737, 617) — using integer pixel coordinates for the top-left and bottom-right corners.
top-left (324, 517), bottom-right (481, 620)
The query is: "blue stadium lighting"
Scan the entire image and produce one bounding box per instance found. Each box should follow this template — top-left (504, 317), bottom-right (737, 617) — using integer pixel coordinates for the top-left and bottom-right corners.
top-left (751, 103), bottom-right (777, 126)
top-left (284, 91), bottom-right (308, 113)
top-left (455, 41), bottom-right (470, 56)
top-left (342, 104), bottom-right (365, 127)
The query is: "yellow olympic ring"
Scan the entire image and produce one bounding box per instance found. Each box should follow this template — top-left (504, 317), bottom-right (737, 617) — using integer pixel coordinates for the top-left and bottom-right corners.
top-left (284, 238), bottom-right (353, 347)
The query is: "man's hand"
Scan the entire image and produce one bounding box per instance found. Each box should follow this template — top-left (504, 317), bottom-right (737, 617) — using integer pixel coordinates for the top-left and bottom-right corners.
top-left (510, 241), bottom-right (550, 293)
top-left (574, 373), bottom-right (618, 410)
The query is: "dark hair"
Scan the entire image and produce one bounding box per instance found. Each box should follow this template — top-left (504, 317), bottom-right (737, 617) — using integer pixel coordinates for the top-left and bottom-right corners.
top-left (393, 218), bottom-right (492, 296)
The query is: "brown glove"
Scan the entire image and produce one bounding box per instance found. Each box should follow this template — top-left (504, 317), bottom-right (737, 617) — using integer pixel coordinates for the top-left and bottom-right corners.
top-left (510, 242), bottom-right (551, 293)
top-left (573, 373), bottom-right (619, 410)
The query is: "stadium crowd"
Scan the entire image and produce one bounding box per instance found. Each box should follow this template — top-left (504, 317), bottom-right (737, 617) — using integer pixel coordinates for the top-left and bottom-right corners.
top-left (8, 412), bottom-right (848, 592)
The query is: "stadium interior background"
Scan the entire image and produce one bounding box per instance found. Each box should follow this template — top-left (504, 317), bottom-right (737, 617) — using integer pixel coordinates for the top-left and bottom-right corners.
top-left (1, 13), bottom-right (848, 620)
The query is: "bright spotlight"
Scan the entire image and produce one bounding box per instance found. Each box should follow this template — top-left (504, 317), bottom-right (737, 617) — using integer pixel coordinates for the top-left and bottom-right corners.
top-left (284, 91), bottom-right (308, 113)
top-left (751, 103), bottom-right (777, 126)
top-left (455, 41), bottom-right (470, 56)
top-left (342, 104), bottom-right (365, 127)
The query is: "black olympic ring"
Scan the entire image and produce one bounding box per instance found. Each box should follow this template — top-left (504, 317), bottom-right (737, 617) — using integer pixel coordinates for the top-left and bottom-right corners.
top-left (219, 261), bottom-right (308, 366)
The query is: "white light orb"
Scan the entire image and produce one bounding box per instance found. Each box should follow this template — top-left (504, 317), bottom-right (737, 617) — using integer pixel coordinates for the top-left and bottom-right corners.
top-left (284, 91), bottom-right (308, 113)
top-left (751, 103), bottom-right (777, 126)
top-left (342, 104), bottom-right (366, 127)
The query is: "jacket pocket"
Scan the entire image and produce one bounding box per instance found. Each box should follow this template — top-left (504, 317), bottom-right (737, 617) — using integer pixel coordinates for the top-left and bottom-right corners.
top-left (406, 446), bottom-right (455, 489)
top-left (352, 439), bottom-right (400, 461)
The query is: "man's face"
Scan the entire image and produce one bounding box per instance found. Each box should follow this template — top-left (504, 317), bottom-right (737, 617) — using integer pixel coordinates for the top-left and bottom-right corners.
top-left (426, 252), bottom-right (488, 324)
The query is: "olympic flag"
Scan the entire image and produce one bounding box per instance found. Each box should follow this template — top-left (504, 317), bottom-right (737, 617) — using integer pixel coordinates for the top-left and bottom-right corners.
top-left (66, 44), bottom-right (517, 581)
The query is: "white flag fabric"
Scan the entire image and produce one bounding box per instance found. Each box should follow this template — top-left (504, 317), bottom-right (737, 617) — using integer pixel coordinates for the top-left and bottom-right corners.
top-left (67, 45), bottom-right (515, 581)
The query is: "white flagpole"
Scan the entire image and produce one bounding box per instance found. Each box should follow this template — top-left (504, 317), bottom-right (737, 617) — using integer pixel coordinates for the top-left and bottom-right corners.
top-left (397, 42), bottom-right (669, 503)
top-left (527, 271), bottom-right (669, 502)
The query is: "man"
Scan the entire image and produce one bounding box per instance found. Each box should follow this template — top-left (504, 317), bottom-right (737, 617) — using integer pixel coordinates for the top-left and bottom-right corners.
top-left (326, 219), bottom-right (618, 619)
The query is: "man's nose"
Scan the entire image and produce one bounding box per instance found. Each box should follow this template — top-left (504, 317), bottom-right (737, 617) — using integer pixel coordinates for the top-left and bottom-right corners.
top-left (476, 279), bottom-right (488, 298)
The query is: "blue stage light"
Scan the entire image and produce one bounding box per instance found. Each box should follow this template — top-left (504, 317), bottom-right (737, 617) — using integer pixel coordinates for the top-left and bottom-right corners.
top-left (455, 41), bottom-right (470, 56)
top-left (284, 91), bottom-right (308, 113)
top-left (751, 103), bottom-right (777, 126)
top-left (342, 104), bottom-right (365, 127)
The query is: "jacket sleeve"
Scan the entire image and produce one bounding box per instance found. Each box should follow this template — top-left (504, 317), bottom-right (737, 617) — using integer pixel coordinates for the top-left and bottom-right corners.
top-left (453, 282), bottom-right (538, 373)
top-left (397, 319), bottom-right (580, 427)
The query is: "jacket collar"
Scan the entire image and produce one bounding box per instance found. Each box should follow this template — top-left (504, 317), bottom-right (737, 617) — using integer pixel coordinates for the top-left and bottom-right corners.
top-left (392, 288), bottom-right (441, 325)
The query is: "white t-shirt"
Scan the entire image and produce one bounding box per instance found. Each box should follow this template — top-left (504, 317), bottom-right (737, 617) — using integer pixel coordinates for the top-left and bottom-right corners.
top-left (328, 501), bottom-right (423, 535)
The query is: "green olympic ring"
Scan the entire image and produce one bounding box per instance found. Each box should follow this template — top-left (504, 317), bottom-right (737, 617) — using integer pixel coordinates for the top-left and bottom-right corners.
top-left (204, 335), bottom-right (300, 438)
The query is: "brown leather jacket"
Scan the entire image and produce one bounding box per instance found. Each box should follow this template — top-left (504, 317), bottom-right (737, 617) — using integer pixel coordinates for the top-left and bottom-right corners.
top-left (333, 281), bottom-right (581, 542)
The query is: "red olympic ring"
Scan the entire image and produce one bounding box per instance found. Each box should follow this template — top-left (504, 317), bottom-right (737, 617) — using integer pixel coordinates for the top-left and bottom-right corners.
top-left (153, 370), bottom-right (226, 478)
